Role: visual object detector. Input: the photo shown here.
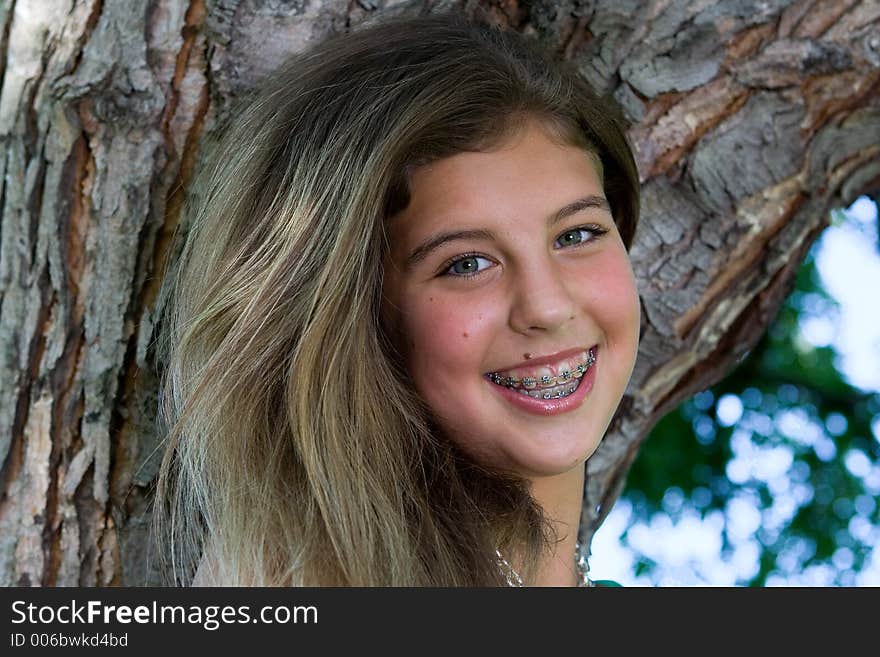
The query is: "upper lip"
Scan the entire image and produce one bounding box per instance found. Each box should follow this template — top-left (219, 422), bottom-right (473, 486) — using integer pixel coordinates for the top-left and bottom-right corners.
top-left (489, 345), bottom-right (596, 373)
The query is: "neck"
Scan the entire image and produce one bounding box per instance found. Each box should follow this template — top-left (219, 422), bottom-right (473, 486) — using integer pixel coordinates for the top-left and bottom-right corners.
top-left (526, 465), bottom-right (585, 587)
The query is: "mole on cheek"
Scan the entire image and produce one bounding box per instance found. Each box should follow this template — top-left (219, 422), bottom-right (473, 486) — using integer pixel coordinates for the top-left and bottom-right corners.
top-left (462, 332), bottom-right (469, 338)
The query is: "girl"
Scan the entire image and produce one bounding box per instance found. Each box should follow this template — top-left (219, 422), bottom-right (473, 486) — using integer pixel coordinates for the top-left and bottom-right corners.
top-left (152, 9), bottom-right (641, 587)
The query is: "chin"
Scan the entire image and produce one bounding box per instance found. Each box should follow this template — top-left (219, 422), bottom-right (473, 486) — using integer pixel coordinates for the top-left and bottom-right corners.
top-left (504, 432), bottom-right (603, 479)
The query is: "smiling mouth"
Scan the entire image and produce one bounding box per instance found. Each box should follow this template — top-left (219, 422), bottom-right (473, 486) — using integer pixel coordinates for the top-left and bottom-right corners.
top-left (483, 346), bottom-right (599, 407)
top-left (485, 345), bottom-right (598, 390)
top-left (485, 346), bottom-right (597, 396)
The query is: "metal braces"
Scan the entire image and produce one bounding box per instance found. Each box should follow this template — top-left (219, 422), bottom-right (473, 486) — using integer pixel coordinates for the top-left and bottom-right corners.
top-left (488, 351), bottom-right (596, 390)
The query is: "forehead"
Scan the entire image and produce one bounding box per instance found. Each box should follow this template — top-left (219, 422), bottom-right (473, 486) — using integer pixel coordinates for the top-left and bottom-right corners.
top-left (387, 123), bottom-right (604, 252)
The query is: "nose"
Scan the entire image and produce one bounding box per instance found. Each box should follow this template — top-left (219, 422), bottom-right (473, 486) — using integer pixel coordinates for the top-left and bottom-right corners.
top-left (507, 254), bottom-right (577, 334)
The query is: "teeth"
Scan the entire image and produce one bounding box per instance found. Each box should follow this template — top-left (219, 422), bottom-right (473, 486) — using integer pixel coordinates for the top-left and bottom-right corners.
top-left (516, 379), bottom-right (580, 399)
top-left (488, 348), bottom-right (595, 390)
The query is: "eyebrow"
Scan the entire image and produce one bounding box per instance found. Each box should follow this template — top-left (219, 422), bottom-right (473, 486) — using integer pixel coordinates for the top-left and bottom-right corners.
top-left (404, 194), bottom-right (612, 270)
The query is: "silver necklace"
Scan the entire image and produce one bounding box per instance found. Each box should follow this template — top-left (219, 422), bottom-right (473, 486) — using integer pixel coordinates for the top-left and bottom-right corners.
top-left (496, 541), bottom-right (594, 587)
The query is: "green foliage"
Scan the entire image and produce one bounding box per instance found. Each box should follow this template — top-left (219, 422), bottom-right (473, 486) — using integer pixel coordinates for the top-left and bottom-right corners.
top-left (621, 207), bottom-right (880, 586)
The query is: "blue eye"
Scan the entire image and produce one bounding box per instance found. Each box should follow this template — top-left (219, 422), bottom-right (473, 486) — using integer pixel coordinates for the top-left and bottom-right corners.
top-left (443, 254), bottom-right (494, 278)
top-left (440, 224), bottom-right (607, 280)
top-left (555, 226), bottom-right (603, 248)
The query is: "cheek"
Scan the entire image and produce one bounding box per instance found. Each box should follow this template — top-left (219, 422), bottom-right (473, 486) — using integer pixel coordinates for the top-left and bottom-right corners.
top-left (590, 253), bottom-right (640, 338)
top-left (399, 294), bottom-right (492, 370)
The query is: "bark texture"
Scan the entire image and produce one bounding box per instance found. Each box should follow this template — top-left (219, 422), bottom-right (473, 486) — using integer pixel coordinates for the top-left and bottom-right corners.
top-left (0, 0), bottom-right (877, 586)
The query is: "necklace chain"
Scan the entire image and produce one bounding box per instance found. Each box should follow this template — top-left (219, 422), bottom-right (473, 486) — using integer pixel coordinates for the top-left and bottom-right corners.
top-left (496, 541), bottom-right (593, 587)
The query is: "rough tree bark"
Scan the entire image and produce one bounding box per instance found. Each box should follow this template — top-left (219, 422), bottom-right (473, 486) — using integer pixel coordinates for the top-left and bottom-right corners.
top-left (0, 0), bottom-right (877, 586)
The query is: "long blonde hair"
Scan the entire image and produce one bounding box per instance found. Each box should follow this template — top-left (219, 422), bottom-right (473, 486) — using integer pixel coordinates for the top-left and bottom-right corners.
top-left (151, 9), bottom-right (639, 586)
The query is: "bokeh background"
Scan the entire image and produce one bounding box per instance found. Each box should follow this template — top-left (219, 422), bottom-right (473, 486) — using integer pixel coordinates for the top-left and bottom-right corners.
top-left (591, 196), bottom-right (880, 586)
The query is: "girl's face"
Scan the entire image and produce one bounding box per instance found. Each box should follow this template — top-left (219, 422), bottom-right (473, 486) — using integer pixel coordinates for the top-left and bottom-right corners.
top-left (381, 120), bottom-right (641, 479)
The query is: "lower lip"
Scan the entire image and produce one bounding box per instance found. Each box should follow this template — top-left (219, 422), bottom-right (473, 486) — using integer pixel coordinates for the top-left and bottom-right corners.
top-left (484, 346), bottom-right (598, 416)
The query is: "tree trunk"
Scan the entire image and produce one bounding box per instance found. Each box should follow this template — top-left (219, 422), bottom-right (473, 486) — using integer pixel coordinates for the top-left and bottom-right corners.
top-left (0, 0), bottom-right (877, 586)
